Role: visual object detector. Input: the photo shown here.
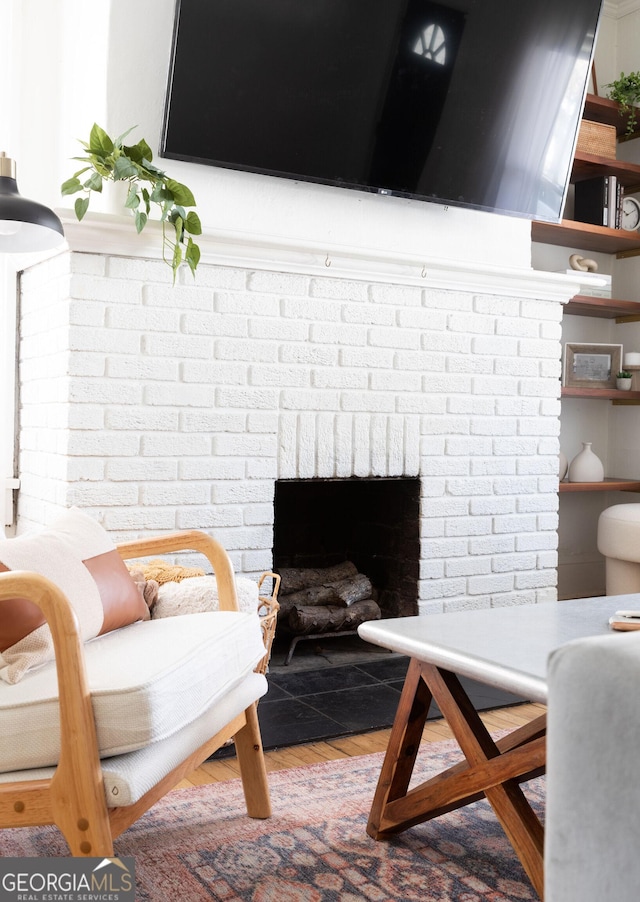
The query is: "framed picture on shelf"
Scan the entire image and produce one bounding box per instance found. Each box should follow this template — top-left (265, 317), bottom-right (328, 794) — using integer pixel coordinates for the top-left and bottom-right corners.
top-left (563, 342), bottom-right (623, 389)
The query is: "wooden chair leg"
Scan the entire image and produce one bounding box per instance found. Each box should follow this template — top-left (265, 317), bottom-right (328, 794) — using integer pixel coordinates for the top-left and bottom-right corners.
top-left (234, 703), bottom-right (271, 819)
top-left (51, 771), bottom-right (114, 857)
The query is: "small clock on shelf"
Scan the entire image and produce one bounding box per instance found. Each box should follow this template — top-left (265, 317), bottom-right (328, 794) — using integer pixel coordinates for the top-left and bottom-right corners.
top-left (622, 196), bottom-right (640, 231)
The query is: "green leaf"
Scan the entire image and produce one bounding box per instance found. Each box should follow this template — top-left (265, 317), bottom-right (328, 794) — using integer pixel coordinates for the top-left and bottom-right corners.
top-left (137, 138), bottom-right (153, 162)
top-left (85, 171), bottom-right (104, 192)
top-left (88, 123), bottom-right (114, 157)
top-left (141, 159), bottom-right (164, 176)
top-left (113, 125), bottom-right (137, 147)
top-left (88, 157), bottom-right (114, 178)
top-left (74, 196), bottom-right (90, 220)
top-left (168, 206), bottom-right (186, 224)
top-left (160, 200), bottom-right (174, 221)
top-left (134, 210), bottom-right (148, 234)
top-left (61, 177), bottom-right (83, 196)
top-left (123, 143), bottom-right (143, 165)
top-left (172, 241), bottom-right (182, 277)
top-left (166, 178), bottom-right (196, 207)
top-left (172, 214), bottom-right (184, 243)
top-left (113, 155), bottom-right (138, 180)
top-left (149, 182), bottom-right (167, 204)
top-left (185, 211), bottom-right (202, 235)
top-left (185, 237), bottom-right (201, 275)
top-left (125, 185), bottom-right (140, 209)
top-left (123, 138), bottom-right (153, 164)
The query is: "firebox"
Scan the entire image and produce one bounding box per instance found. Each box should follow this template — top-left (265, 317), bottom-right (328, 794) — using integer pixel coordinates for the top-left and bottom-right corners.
top-left (273, 476), bottom-right (420, 621)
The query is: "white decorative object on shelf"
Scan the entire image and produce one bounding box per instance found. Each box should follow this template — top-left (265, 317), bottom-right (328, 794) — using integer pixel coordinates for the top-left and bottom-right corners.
top-left (624, 352), bottom-right (640, 367)
top-left (617, 375), bottom-right (633, 390)
top-left (568, 442), bottom-right (604, 483)
top-left (559, 450), bottom-right (568, 481)
top-left (568, 254), bottom-right (598, 273)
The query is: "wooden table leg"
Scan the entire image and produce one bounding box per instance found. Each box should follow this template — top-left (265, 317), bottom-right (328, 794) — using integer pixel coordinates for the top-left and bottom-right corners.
top-left (367, 659), bottom-right (546, 900)
top-left (366, 658), bottom-right (433, 839)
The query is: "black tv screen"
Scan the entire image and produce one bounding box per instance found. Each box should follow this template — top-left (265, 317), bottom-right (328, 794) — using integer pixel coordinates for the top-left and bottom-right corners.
top-left (161, 0), bottom-right (602, 223)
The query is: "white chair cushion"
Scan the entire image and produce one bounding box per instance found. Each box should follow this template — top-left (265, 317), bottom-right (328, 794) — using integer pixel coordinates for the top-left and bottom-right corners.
top-left (0, 610), bottom-right (266, 772)
top-left (0, 672), bottom-right (268, 807)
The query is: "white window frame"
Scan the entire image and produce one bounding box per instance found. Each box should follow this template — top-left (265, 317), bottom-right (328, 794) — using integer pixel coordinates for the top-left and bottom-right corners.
top-left (1, 258), bottom-right (19, 533)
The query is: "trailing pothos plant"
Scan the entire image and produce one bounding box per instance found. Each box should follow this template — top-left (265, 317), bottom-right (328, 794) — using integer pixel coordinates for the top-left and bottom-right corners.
top-left (61, 124), bottom-right (201, 281)
top-left (605, 71), bottom-right (640, 138)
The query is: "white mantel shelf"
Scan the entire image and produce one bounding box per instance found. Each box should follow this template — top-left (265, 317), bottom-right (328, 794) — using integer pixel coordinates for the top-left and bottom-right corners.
top-left (57, 210), bottom-right (581, 303)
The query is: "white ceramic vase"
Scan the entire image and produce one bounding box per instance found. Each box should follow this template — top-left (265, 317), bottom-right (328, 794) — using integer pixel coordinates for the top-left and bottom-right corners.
top-left (568, 442), bottom-right (604, 483)
top-left (559, 450), bottom-right (568, 481)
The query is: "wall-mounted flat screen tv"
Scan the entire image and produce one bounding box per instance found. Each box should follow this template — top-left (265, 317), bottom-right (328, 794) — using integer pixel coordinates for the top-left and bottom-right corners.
top-left (161, 0), bottom-right (602, 223)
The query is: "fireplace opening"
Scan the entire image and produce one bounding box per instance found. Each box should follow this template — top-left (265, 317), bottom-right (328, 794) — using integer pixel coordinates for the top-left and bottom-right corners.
top-left (272, 477), bottom-right (420, 661)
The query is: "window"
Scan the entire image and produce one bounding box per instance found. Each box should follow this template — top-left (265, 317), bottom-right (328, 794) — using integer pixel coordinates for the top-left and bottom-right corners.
top-left (413, 24), bottom-right (447, 65)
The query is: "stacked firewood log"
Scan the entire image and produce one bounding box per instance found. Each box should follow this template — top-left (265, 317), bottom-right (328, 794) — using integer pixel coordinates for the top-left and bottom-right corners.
top-left (276, 561), bottom-right (381, 635)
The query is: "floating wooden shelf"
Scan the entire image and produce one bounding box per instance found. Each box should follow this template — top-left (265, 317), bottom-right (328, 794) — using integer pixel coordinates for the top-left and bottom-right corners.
top-left (572, 150), bottom-right (640, 188)
top-left (560, 478), bottom-right (640, 493)
top-left (532, 219), bottom-right (640, 255)
top-left (561, 386), bottom-right (640, 401)
top-left (584, 93), bottom-right (640, 141)
top-left (564, 295), bottom-right (640, 318)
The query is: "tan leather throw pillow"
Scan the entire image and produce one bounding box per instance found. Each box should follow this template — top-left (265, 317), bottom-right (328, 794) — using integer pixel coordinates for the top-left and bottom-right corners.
top-left (84, 549), bottom-right (149, 634)
top-left (0, 508), bottom-right (148, 683)
top-left (0, 562), bottom-right (47, 651)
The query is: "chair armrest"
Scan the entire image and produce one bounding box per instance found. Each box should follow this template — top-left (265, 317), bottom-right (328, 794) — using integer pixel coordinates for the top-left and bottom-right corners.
top-left (0, 571), bottom-right (104, 813)
top-left (0, 570), bottom-right (86, 679)
top-left (116, 529), bottom-right (240, 612)
top-left (546, 632), bottom-right (640, 901)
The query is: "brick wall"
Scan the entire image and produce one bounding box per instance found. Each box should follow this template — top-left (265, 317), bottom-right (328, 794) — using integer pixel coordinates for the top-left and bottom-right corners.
top-left (17, 248), bottom-right (564, 614)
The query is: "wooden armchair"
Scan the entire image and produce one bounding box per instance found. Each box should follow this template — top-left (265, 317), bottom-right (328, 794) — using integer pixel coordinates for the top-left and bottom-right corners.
top-left (0, 527), bottom-right (271, 856)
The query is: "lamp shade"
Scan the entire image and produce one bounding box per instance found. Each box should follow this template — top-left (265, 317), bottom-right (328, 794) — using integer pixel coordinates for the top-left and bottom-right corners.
top-left (0, 153), bottom-right (65, 253)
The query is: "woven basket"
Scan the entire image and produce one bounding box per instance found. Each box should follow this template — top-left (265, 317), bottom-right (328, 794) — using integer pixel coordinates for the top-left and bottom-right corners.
top-left (255, 571), bottom-right (281, 675)
top-left (576, 120), bottom-right (616, 159)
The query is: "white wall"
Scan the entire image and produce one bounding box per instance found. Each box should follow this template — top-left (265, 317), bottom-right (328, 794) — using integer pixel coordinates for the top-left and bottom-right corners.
top-left (616, 3), bottom-right (640, 74)
top-left (17, 244), bottom-right (570, 613)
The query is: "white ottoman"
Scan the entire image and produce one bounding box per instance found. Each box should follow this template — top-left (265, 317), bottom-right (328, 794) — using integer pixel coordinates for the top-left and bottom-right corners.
top-left (597, 504), bottom-right (640, 595)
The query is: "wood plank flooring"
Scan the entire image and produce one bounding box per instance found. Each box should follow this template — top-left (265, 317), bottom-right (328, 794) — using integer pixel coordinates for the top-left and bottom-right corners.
top-left (178, 702), bottom-right (546, 789)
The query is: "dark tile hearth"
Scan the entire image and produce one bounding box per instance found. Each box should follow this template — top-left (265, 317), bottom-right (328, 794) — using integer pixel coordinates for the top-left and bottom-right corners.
top-left (262, 661), bottom-right (407, 745)
top-left (212, 642), bottom-right (527, 758)
top-left (259, 655), bottom-right (525, 750)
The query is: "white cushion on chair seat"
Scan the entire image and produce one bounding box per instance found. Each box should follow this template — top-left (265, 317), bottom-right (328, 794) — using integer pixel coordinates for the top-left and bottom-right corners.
top-left (0, 671), bottom-right (268, 807)
top-left (0, 610), bottom-right (266, 772)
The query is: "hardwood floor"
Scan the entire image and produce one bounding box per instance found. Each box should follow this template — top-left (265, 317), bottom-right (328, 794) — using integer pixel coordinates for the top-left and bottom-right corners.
top-left (178, 701), bottom-right (546, 788)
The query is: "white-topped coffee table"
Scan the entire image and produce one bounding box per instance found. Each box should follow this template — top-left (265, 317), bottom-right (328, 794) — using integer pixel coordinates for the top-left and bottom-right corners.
top-left (358, 596), bottom-right (627, 899)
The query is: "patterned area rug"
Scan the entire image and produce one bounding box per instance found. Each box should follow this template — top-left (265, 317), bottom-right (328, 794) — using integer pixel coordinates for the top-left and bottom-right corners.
top-left (1, 740), bottom-right (543, 901)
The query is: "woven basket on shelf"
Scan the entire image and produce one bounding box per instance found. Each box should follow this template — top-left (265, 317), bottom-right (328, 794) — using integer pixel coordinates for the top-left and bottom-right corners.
top-left (255, 571), bottom-right (281, 675)
top-left (576, 120), bottom-right (617, 159)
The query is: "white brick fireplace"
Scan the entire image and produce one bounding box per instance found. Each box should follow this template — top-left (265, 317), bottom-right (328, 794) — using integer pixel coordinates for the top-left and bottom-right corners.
top-left (13, 216), bottom-right (578, 615)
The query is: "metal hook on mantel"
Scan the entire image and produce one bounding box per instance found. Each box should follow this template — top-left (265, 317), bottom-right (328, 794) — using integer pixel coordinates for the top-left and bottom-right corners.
top-left (421, 264), bottom-right (427, 278)
top-left (325, 253), bottom-right (332, 268)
